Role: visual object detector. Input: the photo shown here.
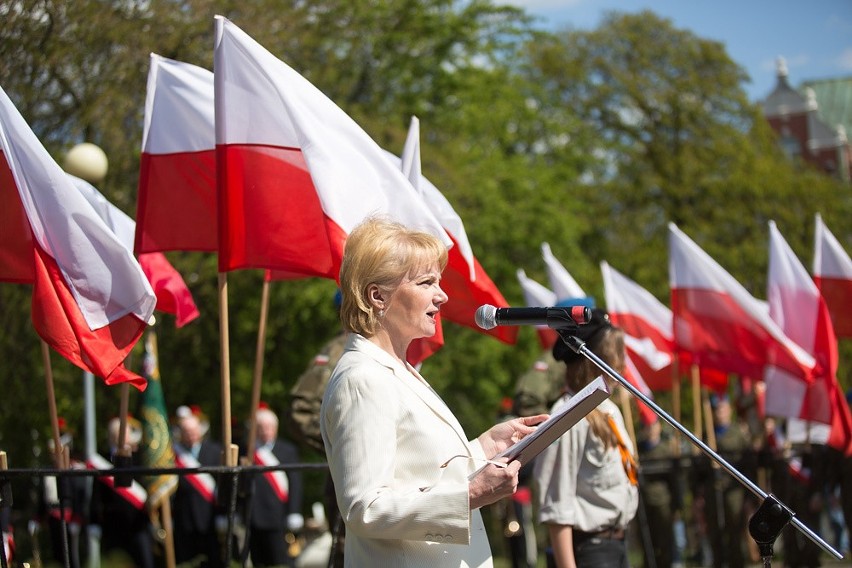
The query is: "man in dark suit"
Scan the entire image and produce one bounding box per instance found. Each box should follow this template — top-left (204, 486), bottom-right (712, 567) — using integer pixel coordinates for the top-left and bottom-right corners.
top-left (89, 417), bottom-right (155, 568)
top-left (172, 406), bottom-right (223, 567)
top-left (248, 406), bottom-right (303, 567)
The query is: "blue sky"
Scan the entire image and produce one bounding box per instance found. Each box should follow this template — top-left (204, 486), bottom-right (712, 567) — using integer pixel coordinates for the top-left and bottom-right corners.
top-left (503, 0), bottom-right (852, 101)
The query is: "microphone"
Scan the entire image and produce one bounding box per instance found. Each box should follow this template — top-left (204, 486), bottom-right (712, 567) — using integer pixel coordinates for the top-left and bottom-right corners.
top-left (475, 304), bottom-right (591, 330)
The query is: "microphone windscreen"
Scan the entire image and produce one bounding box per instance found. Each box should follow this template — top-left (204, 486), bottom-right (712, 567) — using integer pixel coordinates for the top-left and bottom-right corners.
top-left (474, 305), bottom-right (497, 330)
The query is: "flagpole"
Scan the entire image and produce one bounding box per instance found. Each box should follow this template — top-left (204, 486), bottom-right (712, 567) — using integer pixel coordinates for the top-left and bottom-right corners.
top-left (700, 386), bottom-right (717, 453)
top-left (118, 383), bottom-right (130, 456)
top-left (40, 340), bottom-right (71, 568)
top-left (158, 498), bottom-right (176, 568)
top-left (1, 451), bottom-right (9, 568)
top-left (218, 272), bottom-right (236, 466)
top-left (558, 331), bottom-right (843, 562)
top-left (671, 359), bottom-right (681, 457)
top-left (40, 341), bottom-right (64, 468)
top-left (245, 277), bottom-right (271, 464)
top-left (690, 365), bottom-right (702, 455)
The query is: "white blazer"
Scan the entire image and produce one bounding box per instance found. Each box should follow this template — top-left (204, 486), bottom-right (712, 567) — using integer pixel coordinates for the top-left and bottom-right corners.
top-left (320, 333), bottom-right (493, 567)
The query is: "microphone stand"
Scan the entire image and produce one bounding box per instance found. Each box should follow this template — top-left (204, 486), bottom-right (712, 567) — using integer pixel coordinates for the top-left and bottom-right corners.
top-left (555, 330), bottom-right (842, 566)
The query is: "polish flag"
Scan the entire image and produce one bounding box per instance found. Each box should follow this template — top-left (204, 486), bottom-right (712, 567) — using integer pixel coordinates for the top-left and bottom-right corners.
top-left (813, 214), bottom-right (852, 338)
top-left (516, 268), bottom-right (559, 350)
top-left (601, 261), bottom-right (674, 392)
top-left (136, 54), bottom-right (217, 254)
top-left (0, 87), bottom-right (155, 388)
top-left (214, 16), bottom-right (451, 278)
top-left (397, 116), bottom-right (517, 346)
top-left (541, 242), bottom-right (594, 307)
top-left (137, 253), bottom-right (200, 328)
top-left (71, 176), bottom-right (199, 328)
top-left (767, 221), bottom-right (851, 452)
top-left (669, 223), bottom-right (815, 386)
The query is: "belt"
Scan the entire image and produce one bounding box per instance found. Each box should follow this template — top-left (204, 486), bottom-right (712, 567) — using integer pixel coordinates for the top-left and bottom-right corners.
top-left (573, 527), bottom-right (625, 542)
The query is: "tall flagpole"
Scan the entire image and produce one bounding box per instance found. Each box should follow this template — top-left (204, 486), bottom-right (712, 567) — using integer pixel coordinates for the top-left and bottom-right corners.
top-left (217, 273), bottom-right (237, 466)
top-left (245, 278), bottom-right (271, 464)
top-left (690, 365), bottom-right (702, 455)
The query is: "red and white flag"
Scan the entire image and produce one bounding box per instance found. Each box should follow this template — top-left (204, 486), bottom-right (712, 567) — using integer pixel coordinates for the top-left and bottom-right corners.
top-left (71, 176), bottom-right (199, 328)
top-left (213, 16), bottom-right (451, 277)
top-left (0, 86), bottom-right (155, 388)
top-left (621, 351), bottom-right (659, 426)
top-left (813, 214), bottom-right (852, 338)
top-left (668, 223), bottom-right (815, 384)
top-left (397, 116), bottom-right (517, 348)
top-left (516, 268), bottom-right (559, 350)
top-left (137, 253), bottom-right (200, 328)
top-left (601, 261), bottom-right (674, 392)
top-left (767, 221), bottom-right (851, 452)
top-left (542, 242), bottom-right (591, 305)
top-left (136, 54), bottom-right (217, 254)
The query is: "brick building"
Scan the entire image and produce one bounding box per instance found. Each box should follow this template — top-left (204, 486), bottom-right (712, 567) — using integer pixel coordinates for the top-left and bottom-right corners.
top-left (761, 57), bottom-right (851, 182)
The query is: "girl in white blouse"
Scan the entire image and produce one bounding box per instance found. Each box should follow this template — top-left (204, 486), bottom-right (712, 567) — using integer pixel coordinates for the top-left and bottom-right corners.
top-left (534, 309), bottom-right (639, 568)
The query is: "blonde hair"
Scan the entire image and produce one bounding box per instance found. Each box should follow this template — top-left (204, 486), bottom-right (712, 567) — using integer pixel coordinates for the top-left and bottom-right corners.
top-left (339, 217), bottom-right (448, 337)
top-left (563, 326), bottom-right (625, 449)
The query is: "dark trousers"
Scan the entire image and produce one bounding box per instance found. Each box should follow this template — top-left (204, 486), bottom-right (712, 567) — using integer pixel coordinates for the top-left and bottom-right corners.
top-left (174, 527), bottom-right (222, 567)
top-left (546, 535), bottom-right (629, 568)
top-left (101, 527), bottom-right (154, 568)
top-left (573, 535), bottom-right (629, 568)
top-left (249, 527), bottom-right (293, 567)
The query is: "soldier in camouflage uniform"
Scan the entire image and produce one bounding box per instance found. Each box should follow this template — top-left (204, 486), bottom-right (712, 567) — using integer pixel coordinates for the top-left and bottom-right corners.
top-left (702, 394), bottom-right (752, 568)
top-left (512, 349), bottom-right (566, 418)
top-left (284, 331), bottom-right (347, 567)
top-left (285, 332), bottom-right (347, 454)
top-left (637, 418), bottom-right (678, 568)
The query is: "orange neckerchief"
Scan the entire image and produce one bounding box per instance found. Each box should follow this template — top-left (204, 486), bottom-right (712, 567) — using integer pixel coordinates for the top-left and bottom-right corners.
top-left (606, 414), bottom-right (639, 486)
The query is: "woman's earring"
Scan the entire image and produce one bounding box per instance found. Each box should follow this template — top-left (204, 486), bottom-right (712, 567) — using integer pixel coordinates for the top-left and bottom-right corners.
top-left (378, 309), bottom-right (384, 318)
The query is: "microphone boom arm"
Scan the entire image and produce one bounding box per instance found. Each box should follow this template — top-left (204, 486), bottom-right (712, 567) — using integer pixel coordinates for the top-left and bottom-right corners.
top-left (556, 331), bottom-right (842, 562)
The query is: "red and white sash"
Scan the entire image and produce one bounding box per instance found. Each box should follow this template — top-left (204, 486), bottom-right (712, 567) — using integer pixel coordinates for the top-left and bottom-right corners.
top-left (173, 445), bottom-right (216, 503)
top-left (41, 459), bottom-right (87, 523)
top-left (2, 529), bottom-right (13, 564)
top-left (86, 453), bottom-right (147, 510)
top-left (254, 447), bottom-right (289, 502)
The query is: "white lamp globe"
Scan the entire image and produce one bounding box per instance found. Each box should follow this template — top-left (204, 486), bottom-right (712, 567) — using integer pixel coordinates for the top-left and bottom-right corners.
top-left (64, 142), bottom-right (108, 183)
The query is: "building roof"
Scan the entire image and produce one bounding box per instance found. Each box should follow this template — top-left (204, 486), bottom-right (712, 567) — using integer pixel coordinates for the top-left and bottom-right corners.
top-left (762, 58), bottom-right (813, 117)
top-left (802, 76), bottom-right (852, 143)
top-left (761, 57), bottom-right (849, 151)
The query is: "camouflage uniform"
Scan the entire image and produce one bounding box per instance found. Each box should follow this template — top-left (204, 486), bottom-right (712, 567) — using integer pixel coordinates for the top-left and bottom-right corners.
top-left (284, 332), bottom-right (347, 454)
top-left (704, 421), bottom-right (752, 568)
top-left (512, 350), bottom-right (566, 418)
top-left (283, 332), bottom-right (347, 568)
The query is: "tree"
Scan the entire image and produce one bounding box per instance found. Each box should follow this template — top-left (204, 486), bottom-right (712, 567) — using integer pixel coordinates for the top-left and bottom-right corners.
top-left (520, 10), bottom-right (852, 303)
top-left (0, 0), bottom-right (561, 462)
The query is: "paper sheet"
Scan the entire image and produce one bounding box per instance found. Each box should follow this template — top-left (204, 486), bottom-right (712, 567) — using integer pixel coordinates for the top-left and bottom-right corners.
top-left (470, 375), bottom-right (611, 479)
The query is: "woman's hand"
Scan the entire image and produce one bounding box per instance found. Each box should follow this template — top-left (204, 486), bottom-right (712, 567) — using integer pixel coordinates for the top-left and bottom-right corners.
top-left (477, 414), bottom-right (548, 458)
top-left (468, 459), bottom-right (521, 510)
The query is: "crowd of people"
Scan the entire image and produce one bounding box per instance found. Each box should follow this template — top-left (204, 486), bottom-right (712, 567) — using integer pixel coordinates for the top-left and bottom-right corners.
top-left (15, 404), bottom-right (304, 568)
top-left (506, 339), bottom-right (852, 568)
top-left (3, 216), bottom-right (850, 568)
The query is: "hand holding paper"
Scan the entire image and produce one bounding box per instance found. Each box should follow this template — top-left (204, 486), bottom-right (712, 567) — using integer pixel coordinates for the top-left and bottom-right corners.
top-left (477, 413), bottom-right (549, 457)
top-left (470, 375), bottom-right (611, 480)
